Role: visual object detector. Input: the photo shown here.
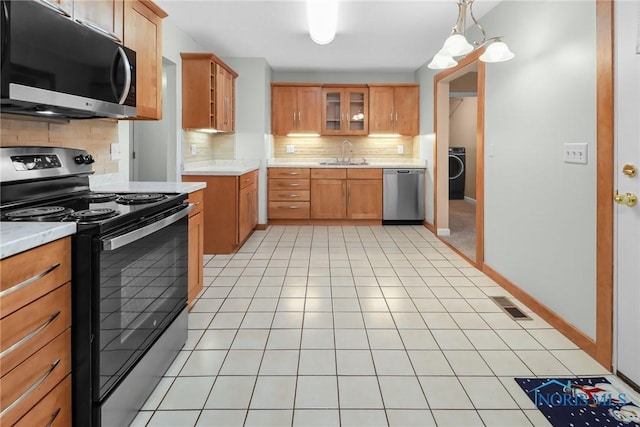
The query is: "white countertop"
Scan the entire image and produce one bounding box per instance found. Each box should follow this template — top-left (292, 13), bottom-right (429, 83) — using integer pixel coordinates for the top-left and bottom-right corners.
top-left (182, 160), bottom-right (261, 176)
top-left (1, 222), bottom-right (76, 260)
top-left (267, 158), bottom-right (427, 169)
top-left (91, 181), bottom-right (207, 193)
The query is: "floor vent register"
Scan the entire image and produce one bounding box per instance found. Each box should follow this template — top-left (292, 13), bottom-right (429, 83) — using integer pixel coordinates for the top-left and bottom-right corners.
top-left (489, 296), bottom-right (532, 320)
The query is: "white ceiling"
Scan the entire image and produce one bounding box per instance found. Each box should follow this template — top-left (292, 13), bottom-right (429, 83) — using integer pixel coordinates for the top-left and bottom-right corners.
top-left (155, 0), bottom-right (501, 72)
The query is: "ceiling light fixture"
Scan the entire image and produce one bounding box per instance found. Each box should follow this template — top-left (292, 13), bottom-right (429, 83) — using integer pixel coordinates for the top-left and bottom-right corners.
top-left (428, 0), bottom-right (514, 70)
top-left (306, 0), bottom-right (338, 45)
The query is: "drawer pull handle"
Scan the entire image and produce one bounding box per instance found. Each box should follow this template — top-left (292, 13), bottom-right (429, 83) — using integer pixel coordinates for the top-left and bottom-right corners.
top-left (286, 194), bottom-right (301, 198)
top-left (0, 263), bottom-right (61, 299)
top-left (0, 311), bottom-right (61, 359)
top-left (195, 201), bottom-right (202, 206)
top-left (45, 408), bottom-right (61, 427)
top-left (0, 359), bottom-right (61, 419)
top-left (279, 206), bottom-right (301, 209)
top-left (286, 183), bottom-right (300, 187)
top-left (285, 172), bottom-right (300, 175)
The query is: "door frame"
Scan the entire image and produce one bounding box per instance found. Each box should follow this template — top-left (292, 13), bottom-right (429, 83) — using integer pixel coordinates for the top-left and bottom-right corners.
top-left (433, 50), bottom-right (485, 267)
top-left (430, 0), bottom-right (614, 369)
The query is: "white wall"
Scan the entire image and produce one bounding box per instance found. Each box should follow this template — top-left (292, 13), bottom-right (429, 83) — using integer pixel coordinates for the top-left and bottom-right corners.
top-left (162, 19), bottom-right (210, 178)
top-left (415, 66), bottom-right (438, 224)
top-left (223, 57), bottom-right (273, 224)
top-left (450, 1), bottom-right (596, 338)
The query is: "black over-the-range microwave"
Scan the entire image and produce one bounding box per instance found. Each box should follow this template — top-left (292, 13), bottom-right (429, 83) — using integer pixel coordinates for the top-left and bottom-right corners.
top-left (0, 0), bottom-right (137, 119)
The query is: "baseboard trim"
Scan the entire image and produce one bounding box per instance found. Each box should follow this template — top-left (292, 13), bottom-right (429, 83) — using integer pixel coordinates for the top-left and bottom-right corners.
top-left (437, 228), bottom-right (451, 236)
top-left (267, 219), bottom-right (382, 226)
top-left (423, 221), bottom-right (435, 233)
top-left (255, 223), bottom-right (268, 231)
top-left (482, 263), bottom-right (599, 362)
top-left (464, 196), bottom-right (477, 205)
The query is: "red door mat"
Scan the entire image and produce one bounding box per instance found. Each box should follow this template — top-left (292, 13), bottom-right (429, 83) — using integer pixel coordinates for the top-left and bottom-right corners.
top-left (515, 377), bottom-right (640, 426)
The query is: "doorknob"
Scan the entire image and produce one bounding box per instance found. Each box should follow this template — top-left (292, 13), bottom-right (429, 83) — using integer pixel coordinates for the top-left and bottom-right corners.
top-left (622, 164), bottom-right (637, 177)
top-left (614, 190), bottom-right (638, 207)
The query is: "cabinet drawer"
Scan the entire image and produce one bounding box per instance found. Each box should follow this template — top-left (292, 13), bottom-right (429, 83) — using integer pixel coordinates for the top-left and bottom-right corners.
top-left (311, 168), bottom-right (347, 179)
top-left (186, 189), bottom-right (204, 216)
top-left (0, 238), bottom-right (71, 318)
top-left (14, 374), bottom-right (71, 427)
top-left (268, 202), bottom-right (310, 219)
top-left (347, 168), bottom-right (382, 179)
top-left (240, 170), bottom-right (258, 189)
top-left (0, 329), bottom-right (71, 426)
top-left (269, 178), bottom-right (310, 191)
top-left (1, 284), bottom-right (71, 376)
top-left (268, 168), bottom-right (310, 179)
top-left (268, 190), bottom-right (310, 202)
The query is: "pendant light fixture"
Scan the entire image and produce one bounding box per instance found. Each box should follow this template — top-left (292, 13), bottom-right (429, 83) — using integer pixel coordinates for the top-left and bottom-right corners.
top-left (428, 0), bottom-right (514, 70)
top-left (307, 0), bottom-right (339, 45)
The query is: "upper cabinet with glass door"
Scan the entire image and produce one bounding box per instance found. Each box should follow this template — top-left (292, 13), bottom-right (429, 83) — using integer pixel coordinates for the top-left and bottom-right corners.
top-left (321, 86), bottom-right (369, 136)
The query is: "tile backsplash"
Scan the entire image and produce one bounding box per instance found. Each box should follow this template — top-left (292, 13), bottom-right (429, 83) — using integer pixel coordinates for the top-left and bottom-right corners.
top-left (273, 135), bottom-right (416, 160)
top-left (0, 117), bottom-right (119, 175)
top-left (182, 131), bottom-right (234, 164)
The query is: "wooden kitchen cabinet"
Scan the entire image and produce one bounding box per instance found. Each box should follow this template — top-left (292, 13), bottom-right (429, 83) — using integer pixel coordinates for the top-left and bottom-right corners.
top-left (268, 168), bottom-right (311, 219)
top-left (123, 0), bottom-right (167, 120)
top-left (322, 86), bottom-right (369, 136)
top-left (52, 0), bottom-right (124, 42)
top-left (310, 168), bottom-right (383, 220)
top-left (272, 85), bottom-right (322, 136)
top-left (346, 168), bottom-right (383, 219)
top-left (182, 170), bottom-right (258, 254)
top-left (368, 84), bottom-right (419, 136)
top-left (0, 238), bottom-right (72, 427)
top-left (181, 53), bottom-right (238, 131)
top-left (238, 172), bottom-right (258, 244)
top-left (186, 190), bottom-right (204, 310)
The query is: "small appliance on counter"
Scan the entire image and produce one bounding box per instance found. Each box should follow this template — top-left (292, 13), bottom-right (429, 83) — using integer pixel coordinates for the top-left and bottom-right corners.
top-left (0, 146), bottom-right (191, 427)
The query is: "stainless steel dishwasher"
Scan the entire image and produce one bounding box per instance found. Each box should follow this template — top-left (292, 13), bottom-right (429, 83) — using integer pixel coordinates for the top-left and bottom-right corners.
top-left (383, 169), bottom-right (425, 224)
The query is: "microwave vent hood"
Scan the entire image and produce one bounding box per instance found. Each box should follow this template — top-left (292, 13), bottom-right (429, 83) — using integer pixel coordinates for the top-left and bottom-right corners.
top-left (0, 0), bottom-right (137, 120)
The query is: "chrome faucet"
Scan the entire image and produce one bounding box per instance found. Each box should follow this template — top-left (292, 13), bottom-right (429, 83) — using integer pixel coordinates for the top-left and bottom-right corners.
top-left (341, 139), bottom-right (353, 164)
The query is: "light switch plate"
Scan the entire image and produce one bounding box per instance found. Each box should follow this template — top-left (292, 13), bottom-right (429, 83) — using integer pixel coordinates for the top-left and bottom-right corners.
top-left (564, 143), bottom-right (588, 164)
top-left (397, 144), bottom-right (404, 154)
top-left (286, 144), bottom-right (295, 153)
top-left (110, 143), bottom-right (121, 160)
top-left (191, 144), bottom-right (197, 155)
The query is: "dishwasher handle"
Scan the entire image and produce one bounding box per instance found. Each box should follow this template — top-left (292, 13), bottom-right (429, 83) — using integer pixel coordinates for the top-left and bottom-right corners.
top-left (383, 168), bottom-right (424, 175)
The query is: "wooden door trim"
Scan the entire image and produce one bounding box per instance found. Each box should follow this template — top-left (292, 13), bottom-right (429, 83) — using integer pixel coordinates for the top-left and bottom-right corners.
top-left (433, 48), bottom-right (485, 268)
top-left (595, 0), bottom-right (614, 369)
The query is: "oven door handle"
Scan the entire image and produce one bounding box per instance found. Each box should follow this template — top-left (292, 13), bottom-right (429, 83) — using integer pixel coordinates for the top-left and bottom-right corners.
top-left (102, 204), bottom-right (194, 251)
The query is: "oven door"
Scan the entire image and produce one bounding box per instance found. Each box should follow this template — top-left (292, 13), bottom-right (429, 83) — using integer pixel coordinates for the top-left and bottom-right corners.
top-left (94, 204), bottom-right (191, 401)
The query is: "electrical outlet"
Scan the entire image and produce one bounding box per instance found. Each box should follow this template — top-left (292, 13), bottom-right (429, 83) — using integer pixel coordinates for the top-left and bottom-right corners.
top-left (286, 144), bottom-right (296, 153)
top-left (191, 144), bottom-right (197, 155)
top-left (563, 143), bottom-right (588, 164)
top-left (110, 143), bottom-right (121, 160)
top-left (397, 144), bottom-right (404, 154)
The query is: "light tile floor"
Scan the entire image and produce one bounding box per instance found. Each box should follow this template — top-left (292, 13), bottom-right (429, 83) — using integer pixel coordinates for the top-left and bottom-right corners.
top-left (131, 225), bottom-right (634, 427)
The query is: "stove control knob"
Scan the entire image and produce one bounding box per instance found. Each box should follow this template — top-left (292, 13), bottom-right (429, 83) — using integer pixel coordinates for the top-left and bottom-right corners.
top-left (74, 154), bottom-right (95, 165)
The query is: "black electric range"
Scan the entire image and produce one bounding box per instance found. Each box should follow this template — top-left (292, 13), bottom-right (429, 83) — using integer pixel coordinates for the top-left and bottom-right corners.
top-left (0, 146), bottom-right (191, 427)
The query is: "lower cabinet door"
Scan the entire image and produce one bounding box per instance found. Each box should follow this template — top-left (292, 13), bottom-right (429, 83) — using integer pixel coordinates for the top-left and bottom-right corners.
top-left (238, 185), bottom-right (252, 243)
top-left (347, 179), bottom-right (383, 219)
top-left (188, 211), bottom-right (204, 309)
top-left (310, 179), bottom-right (346, 219)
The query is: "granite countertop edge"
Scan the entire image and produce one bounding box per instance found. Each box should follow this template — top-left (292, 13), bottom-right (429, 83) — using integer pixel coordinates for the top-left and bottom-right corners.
top-left (91, 181), bottom-right (207, 193)
top-left (1, 222), bottom-right (77, 260)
